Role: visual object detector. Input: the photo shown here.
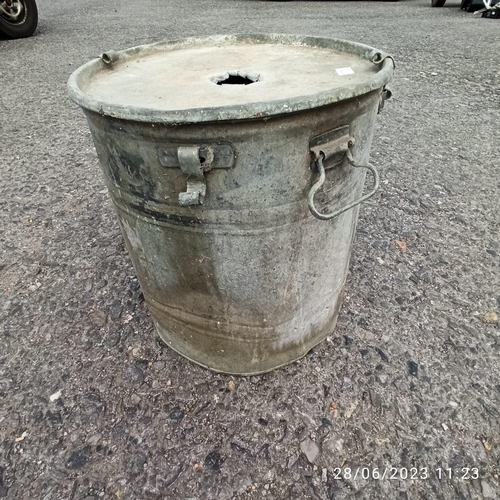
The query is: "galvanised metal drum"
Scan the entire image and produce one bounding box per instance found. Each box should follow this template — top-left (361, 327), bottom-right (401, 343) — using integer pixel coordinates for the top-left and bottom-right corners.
top-left (68, 34), bottom-right (394, 375)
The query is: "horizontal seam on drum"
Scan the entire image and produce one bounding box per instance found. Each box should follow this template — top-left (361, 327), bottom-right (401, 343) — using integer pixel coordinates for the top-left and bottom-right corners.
top-left (145, 292), bottom-right (304, 342)
top-left (155, 331), bottom-right (326, 376)
top-left (112, 199), bottom-right (316, 234)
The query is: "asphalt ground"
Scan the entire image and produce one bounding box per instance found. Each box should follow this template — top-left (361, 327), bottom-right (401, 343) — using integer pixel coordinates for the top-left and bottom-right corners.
top-left (1, 0), bottom-right (499, 499)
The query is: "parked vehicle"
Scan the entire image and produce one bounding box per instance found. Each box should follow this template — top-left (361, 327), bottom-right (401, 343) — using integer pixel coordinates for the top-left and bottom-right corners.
top-left (0, 0), bottom-right (37, 39)
top-left (476, 0), bottom-right (500, 16)
top-left (432, 0), bottom-right (498, 12)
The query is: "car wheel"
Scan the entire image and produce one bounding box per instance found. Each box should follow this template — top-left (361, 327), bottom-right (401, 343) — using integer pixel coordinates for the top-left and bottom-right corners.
top-left (0, 0), bottom-right (38, 39)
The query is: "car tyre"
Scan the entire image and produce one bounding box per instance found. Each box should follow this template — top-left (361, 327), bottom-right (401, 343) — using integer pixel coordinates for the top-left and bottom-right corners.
top-left (0, 0), bottom-right (38, 39)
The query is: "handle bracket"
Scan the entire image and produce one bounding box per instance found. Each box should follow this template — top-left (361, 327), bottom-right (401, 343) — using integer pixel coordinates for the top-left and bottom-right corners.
top-left (308, 127), bottom-right (380, 220)
top-left (309, 125), bottom-right (354, 170)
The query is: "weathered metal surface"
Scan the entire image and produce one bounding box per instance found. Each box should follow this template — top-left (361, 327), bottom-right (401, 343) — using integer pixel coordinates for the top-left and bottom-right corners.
top-left (68, 34), bottom-right (393, 124)
top-left (68, 34), bottom-right (394, 374)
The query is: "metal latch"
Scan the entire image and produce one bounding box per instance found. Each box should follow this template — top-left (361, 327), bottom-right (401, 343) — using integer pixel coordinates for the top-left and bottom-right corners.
top-left (158, 144), bottom-right (234, 206)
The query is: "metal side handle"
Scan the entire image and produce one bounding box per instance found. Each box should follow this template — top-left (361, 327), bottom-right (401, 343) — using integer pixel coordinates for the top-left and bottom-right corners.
top-left (307, 131), bottom-right (380, 221)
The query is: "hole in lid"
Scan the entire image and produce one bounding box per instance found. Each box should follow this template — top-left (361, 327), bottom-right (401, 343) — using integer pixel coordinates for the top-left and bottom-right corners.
top-left (212, 72), bottom-right (260, 86)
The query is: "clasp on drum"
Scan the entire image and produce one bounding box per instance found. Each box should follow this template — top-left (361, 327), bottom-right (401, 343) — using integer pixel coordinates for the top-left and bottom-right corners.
top-left (158, 144), bottom-right (234, 206)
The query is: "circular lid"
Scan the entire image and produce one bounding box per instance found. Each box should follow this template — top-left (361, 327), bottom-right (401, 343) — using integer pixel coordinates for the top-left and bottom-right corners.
top-left (68, 34), bottom-right (394, 124)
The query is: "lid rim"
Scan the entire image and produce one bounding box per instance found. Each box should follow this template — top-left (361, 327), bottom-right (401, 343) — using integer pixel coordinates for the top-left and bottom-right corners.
top-left (67, 34), bottom-right (394, 124)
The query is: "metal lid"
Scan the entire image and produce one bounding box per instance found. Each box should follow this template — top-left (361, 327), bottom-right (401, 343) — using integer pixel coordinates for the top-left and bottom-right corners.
top-left (68, 34), bottom-right (394, 124)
